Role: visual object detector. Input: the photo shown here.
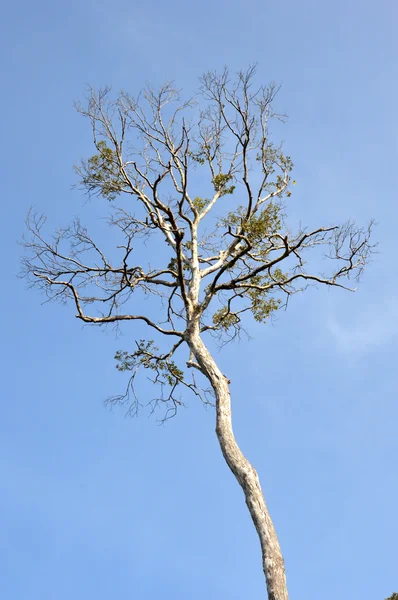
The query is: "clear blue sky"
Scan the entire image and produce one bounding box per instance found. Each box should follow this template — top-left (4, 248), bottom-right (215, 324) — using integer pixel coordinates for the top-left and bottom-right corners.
top-left (1, 0), bottom-right (397, 598)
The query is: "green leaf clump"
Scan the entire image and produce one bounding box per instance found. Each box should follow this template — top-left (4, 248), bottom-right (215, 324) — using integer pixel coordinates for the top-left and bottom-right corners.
top-left (212, 270), bottom-right (284, 330)
top-left (212, 173), bottom-right (235, 196)
top-left (115, 341), bottom-right (184, 387)
top-left (193, 197), bottom-right (210, 212)
top-left (220, 203), bottom-right (282, 256)
top-left (212, 307), bottom-right (241, 330)
top-left (167, 257), bottom-right (190, 273)
top-left (84, 140), bottom-right (124, 200)
top-left (246, 273), bottom-right (284, 323)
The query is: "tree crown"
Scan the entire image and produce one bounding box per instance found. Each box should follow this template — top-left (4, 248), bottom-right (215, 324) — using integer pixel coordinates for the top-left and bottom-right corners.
top-left (22, 66), bottom-right (375, 418)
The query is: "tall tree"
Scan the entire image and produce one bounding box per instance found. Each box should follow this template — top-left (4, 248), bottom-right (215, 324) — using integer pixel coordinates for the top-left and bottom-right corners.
top-left (22, 67), bottom-right (374, 600)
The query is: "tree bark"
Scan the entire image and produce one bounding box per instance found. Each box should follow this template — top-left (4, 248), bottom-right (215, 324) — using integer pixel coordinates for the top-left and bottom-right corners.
top-left (188, 327), bottom-right (288, 600)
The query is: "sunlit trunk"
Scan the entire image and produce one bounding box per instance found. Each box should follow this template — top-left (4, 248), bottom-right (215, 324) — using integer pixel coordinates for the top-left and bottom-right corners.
top-left (187, 326), bottom-right (288, 600)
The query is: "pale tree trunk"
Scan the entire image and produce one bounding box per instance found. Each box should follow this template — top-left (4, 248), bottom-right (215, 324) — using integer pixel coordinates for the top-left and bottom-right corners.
top-left (188, 326), bottom-right (288, 600)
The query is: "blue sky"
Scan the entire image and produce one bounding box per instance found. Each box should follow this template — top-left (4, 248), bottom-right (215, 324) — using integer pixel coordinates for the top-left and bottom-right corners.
top-left (1, 0), bottom-right (397, 598)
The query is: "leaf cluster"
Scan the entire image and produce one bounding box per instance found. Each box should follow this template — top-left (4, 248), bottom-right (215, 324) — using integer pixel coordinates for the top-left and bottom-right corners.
top-left (246, 273), bottom-right (284, 323)
top-left (212, 307), bottom-right (241, 330)
top-left (224, 202), bottom-right (282, 244)
top-left (211, 271), bottom-right (284, 331)
top-left (82, 140), bottom-right (124, 200)
top-left (193, 196), bottom-right (210, 212)
top-left (167, 257), bottom-right (190, 273)
top-left (115, 341), bottom-right (184, 387)
top-left (212, 173), bottom-right (235, 196)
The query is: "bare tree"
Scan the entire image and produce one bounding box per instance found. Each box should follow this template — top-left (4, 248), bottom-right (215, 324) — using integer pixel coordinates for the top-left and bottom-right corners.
top-left (22, 66), bottom-right (375, 600)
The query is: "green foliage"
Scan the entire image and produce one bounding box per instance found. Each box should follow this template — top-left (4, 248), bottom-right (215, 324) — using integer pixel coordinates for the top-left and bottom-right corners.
top-left (386, 594), bottom-right (398, 600)
top-left (193, 196), bottom-right (210, 212)
top-left (212, 307), bottom-right (241, 330)
top-left (167, 257), bottom-right (178, 272)
top-left (256, 146), bottom-right (293, 173)
top-left (278, 154), bottom-right (293, 173)
top-left (115, 341), bottom-right (184, 387)
top-left (212, 271), bottom-right (284, 330)
top-left (220, 202), bottom-right (282, 256)
top-left (183, 240), bottom-right (193, 251)
top-left (256, 146), bottom-right (294, 197)
top-left (246, 273), bottom-right (284, 323)
top-left (167, 257), bottom-right (190, 273)
top-left (228, 203), bottom-right (281, 243)
top-left (84, 140), bottom-right (124, 200)
top-left (188, 143), bottom-right (213, 166)
top-left (188, 151), bottom-right (206, 165)
top-left (212, 173), bottom-right (235, 196)
top-left (212, 203), bottom-right (286, 329)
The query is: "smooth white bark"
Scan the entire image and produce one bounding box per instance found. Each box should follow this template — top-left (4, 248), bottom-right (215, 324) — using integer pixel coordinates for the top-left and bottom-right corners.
top-left (187, 324), bottom-right (288, 600)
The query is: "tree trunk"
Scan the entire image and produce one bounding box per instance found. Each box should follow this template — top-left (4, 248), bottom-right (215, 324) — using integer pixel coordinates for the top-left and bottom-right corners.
top-left (188, 329), bottom-right (288, 600)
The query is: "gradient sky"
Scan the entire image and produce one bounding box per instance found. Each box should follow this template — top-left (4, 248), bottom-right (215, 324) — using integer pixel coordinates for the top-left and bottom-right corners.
top-left (1, 0), bottom-right (397, 598)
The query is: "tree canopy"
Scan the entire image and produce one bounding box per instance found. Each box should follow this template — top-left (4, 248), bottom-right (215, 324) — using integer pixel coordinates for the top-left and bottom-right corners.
top-left (22, 66), bottom-right (375, 418)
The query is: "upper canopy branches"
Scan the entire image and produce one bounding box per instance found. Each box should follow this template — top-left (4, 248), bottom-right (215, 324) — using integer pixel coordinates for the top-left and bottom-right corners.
top-left (22, 66), bottom-right (375, 413)
top-left (24, 66), bottom-right (376, 332)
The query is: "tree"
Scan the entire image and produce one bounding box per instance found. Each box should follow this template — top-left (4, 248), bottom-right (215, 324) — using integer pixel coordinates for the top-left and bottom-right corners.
top-left (386, 595), bottom-right (398, 600)
top-left (22, 66), bottom-right (375, 600)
